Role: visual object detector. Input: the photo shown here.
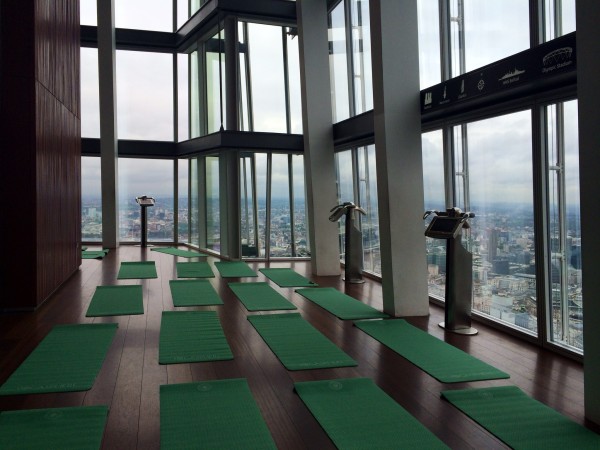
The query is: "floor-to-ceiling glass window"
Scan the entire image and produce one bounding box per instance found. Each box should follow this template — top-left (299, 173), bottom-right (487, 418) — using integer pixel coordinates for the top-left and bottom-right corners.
top-left (328, 0), bottom-right (373, 122)
top-left (544, 0), bottom-right (576, 41)
top-left (118, 158), bottom-right (175, 243)
top-left (116, 50), bottom-right (174, 141)
top-left (422, 130), bottom-right (447, 299)
top-left (270, 154), bottom-right (293, 257)
top-left (81, 156), bottom-right (102, 242)
top-left (255, 153), bottom-right (269, 257)
top-left (178, 159), bottom-right (189, 243)
top-left (329, 1), bottom-right (350, 123)
top-left (292, 154), bottom-right (309, 256)
top-left (205, 156), bottom-right (220, 252)
top-left (335, 146), bottom-right (380, 275)
top-left (451, 0), bottom-right (530, 75)
top-left (190, 158), bottom-right (200, 247)
top-left (246, 23), bottom-right (287, 133)
top-left (81, 48), bottom-right (100, 138)
top-left (178, 54), bottom-right (190, 142)
top-left (240, 154), bottom-right (258, 256)
top-left (357, 145), bottom-right (379, 273)
top-left (455, 111), bottom-right (536, 335)
top-left (417, 0), bottom-right (441, 89)
top-left (115, 0), bottom-right (172, 32)
top-left (206, 30), bottom-right (226, 134)
top-left (546, 99), bottom-right (582, 352)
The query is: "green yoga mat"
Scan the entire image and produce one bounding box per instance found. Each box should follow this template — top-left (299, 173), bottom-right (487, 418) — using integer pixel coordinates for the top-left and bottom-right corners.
top-left (86, 285), bottom-right (144, 317)
top-left (229, 282), bottom-right (297, 311)
top-left (159, 311), bottom-right (233, 364)
top-left (295, 378), bottom-right (448, 449)
top-left (169, 279), bottom-right (223, 307)
top-left (214, 261), bottom-right (258, 278)
top-left (442, 386), bottom-right (600, 449)
top-left (117, 261), bottom-right (157, 279)
top-left (82, 249), bottom-right (109, 259)
top-left (247, 313), bottom-right (356, 370)
top-left (355, 319), bottom-right (509, 383)
top-left (160, 379), bottom-right (276, 449)
top-left (176, 261), bottom-right (215, 278)
top-left (0, 405), bottom-right (108, 450)
top-left (296, 287), bottom-right (388, 320)
top-left (151, 247), bottom-right (206, 258)
top-left (259, 268), bottom-right (318, 287)
top-left (0, 323), bottom-right (117, 395)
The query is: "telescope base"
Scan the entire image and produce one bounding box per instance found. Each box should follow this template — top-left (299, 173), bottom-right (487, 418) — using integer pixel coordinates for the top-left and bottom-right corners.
top-left (438, 322), bottom-right (478, 335)
top-left (343, 277), bottom-right (365, 284)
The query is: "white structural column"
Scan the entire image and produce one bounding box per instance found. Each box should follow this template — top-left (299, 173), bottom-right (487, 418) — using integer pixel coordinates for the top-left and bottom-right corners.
top-left (296, 0), bottom-right (341, 276)
top-left (97, 0), bottom-right (119, 249)
top-left (369, 0), bottom-right (429, 316)
top-left (577, 0), bottom-right (600, 427)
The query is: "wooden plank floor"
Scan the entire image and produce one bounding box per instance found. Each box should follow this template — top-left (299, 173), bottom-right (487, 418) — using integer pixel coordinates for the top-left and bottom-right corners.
top-left (0, 245), bottom-right (594, 449)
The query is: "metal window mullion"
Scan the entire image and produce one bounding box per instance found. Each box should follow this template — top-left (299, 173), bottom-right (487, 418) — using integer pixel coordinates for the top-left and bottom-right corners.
top-left (265, 153), bottom-right (272, 259)
top-left (174, 159), bottom-right (179, 244)
top-left (244, 22), bottom-right (254, 132)
top-left (555, 102), bottom-right (569, 343)
top-left (554, 0), bottom-right (563, 37)
top-left (443, 126), bottom-right (455, 209)
top-left (288, 154), bottom-right (296, 256)
top-left (251, 155), bottom-right (260, 257)
top-left (533, 104), bottom-right (551, 346)
top-left (460, 124), bottom-right (470, 212)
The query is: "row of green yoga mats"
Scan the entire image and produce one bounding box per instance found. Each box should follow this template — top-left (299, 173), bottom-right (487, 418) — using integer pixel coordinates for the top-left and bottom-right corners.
top-left (0, 324), bottom-right (117, 449)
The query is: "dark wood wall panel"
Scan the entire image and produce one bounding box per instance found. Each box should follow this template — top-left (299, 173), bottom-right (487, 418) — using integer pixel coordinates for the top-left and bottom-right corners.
top-left (0, 0), bottom-right (80, 310)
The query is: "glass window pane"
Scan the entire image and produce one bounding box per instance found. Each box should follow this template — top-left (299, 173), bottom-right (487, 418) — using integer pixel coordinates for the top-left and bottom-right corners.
top-left (255, 154), bottom-right (268, 257)
top-left (178, 54), bottom-right (189, 142)
top-left (190, 158), bottom-right (200, 246)
top-left (466, 111), bottom-right (536, 335)
top-left (240, 155), bottom-right (258, 257)
top-left (190, 51), bottom-right (200, 139)
top-left (329, 1), bottom-right (350, 122)
top-left (177, 0), bottom-right (188, 31)
top-left (544, 0), bottom-right (576, 41)
top-left (418, 0), bottom-right (441, 88)
top-left (547, 100), bottom-right (582, 352)
top-left (115, 0), bottom-right (172, 32)
top-left (247, 23), bottom-right (287, 133)
top-left (422, 130), bottom-right (446, 299)
top-left (357, 145), bottom-right (380, 274)
top-left (81, 48), bottom-right (100, 138)
top-left (287, 30), bottom-right (303, 134)
top-left (80, 0), bottom-right (97, 26)
top-left (178, 159), bottom-right (189, 243)
top-left (454, 0), bottom-right (530, 74)
top-left (82, 156), bottom-right (102, 242)
top-left (118, 158), bottom-right (175, 243)
top-left (116, 51), bottom-right (174, 141)
top-left (351, 0), bottom-right (373, 114)
top-left (335, 150), bottom-right (354, 260)
top-left (206, 156), bottom-right (220, 252)
top-left (292, 155), bottom-right (309, 256)
top-left (270, 154), bottom-right (293, 257)
top-left (206, 31), bottom-right (225, 134)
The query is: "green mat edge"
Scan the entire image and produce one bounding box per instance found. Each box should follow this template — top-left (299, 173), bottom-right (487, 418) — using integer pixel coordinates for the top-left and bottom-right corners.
top-left (295, 287), bottom-right (389, 320)
top-left (247, 312), bottom-right (358, 370)
top-left (228, 281), bottom-right (297, 311)
top-left (354, 318), bottom-right (510, 383)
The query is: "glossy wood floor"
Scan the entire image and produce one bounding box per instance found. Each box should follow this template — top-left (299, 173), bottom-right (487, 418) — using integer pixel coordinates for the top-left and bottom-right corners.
top-left (0, 246), bottom-right (594, 449)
